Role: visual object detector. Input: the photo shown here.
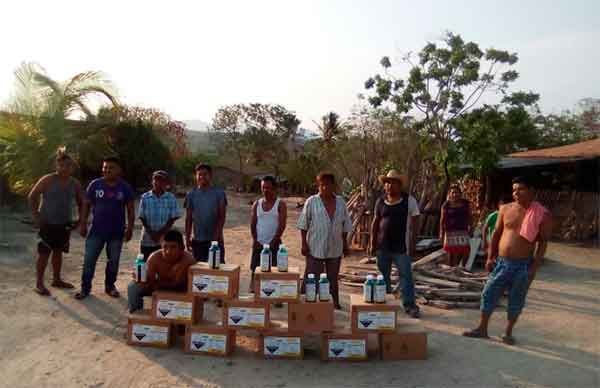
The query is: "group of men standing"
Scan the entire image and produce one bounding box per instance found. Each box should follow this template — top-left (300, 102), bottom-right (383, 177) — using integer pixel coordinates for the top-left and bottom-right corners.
top-left (29, 150), bottom-right (552, 344)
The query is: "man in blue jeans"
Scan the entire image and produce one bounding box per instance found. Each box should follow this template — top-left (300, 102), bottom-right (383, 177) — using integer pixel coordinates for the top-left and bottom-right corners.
top-left (75, 157), bottom-right (135, 299)
top-left (369, 170), bottom-right (421, 318)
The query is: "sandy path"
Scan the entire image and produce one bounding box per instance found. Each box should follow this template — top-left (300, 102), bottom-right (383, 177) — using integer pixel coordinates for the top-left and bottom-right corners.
top-left (0, 193), bottom-right (598, 388)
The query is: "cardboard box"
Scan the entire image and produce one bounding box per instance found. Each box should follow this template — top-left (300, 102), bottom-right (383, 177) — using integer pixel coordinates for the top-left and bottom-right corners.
top-left (350, 293), bottom-right (400, 333)
top-left (223, 295), bottom-right (270, 331)
top-left (254, 266), bottom-right (300, 303)
top-left (151, 291), bottom-right (203, 324)
top-left (288, 296), bottom-right (334, 333)
top-left (379, 325), bottom-right (428, 360)
top-left (184, 324), bottom-right (236, 357)
top-left (259, 329), bottom-right (303, 359)
top-left (188, 263), bottom-right (240, 299)
top-left (127, 312), bottom-right (174, 348)
top-left (321, 331), bottom-right (369, 361)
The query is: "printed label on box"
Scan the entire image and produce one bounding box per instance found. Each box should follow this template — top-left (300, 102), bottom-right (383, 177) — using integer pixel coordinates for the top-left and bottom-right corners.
top-left (189, 332), bottom-right (227, 355)
top-left (264, 336), bottom-right (301, 357)
top-left (192, 274), bottom-right (229, 295)
top-left (260, 279), bottom-right (298, 299)
top-left (328, 339), bottom-right (366, 359)
top-left (156, 299), bottom-right (193, 320)
top-left (357, 311), bottom-right (395, 330)
top-left (227, 307), bottom-right (266, 327)
top-left (131, 324), bottom-right (169, 345)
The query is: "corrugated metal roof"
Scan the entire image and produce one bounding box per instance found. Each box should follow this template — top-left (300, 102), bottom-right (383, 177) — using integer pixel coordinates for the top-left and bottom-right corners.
top-left (497, 157), bottom-right (583, 169)
top-left (509, 138), bottom-right (600, 159)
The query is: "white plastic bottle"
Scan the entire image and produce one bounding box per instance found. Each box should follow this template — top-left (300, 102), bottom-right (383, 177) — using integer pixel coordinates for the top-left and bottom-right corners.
top-left (260, 244), bottom-right (271, 272)
top-left (208, 241), bottom-right (220, 269)
top-left (318, 273), bottom-right (330, 302)
top-left (277, 244), bottom-right (288, 272)
top-left (374, 274), bottom-right (387, 304)
top-left (305, 273), bottom-right (317, 302)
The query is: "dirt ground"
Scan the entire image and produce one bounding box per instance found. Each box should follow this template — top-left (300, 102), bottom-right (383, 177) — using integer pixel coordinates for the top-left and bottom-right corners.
top-left (0, 192), bottom-right (598, 388)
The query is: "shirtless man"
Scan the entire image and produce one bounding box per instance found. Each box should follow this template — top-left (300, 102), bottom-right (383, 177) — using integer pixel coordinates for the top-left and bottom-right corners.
top-left (127, 230), bottom-right (195, 313)
top-left (463, 176), bottom-right (552, 345)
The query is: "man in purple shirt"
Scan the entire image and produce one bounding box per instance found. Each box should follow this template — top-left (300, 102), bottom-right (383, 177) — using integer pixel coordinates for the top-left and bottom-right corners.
top-left (75, 157), bottom-right (135, 299)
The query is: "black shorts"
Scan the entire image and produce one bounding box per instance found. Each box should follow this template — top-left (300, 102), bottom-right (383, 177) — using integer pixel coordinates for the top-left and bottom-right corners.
top-left (38, 224), bottom-right (71, 255)
top-left (250, 241), bottom-right (279, 272)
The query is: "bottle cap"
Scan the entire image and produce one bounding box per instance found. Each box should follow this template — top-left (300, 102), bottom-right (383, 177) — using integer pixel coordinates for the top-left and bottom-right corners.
top-left (320, 273), bottom-right (327, 279)
top-left (308, 273), bottom-right (315, 279)
top-left (279, 244), bottom-right (286, 249)
top-left (377, 274), bottom-right (384, 280)
top-left (263, 244), bottom-right (270, 249)
top-left (211, 241), bottom-right (218, 245)
top-left (366, 274), bottom-right (374, 280)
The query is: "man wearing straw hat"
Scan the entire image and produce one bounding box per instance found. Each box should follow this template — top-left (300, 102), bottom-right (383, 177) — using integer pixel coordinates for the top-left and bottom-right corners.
top-left (369, 169), bottom-right (421, 318)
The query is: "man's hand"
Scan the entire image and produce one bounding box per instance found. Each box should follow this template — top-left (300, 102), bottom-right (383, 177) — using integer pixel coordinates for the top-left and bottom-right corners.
top-left (301, 242), bottom-right (309, 257)
top-left (125, 226), bottom-right (133, 242)
top-left (185, 236), bottom-right (192, 252)
top-left (79, 222), bottom-right (88, 238)
top-left (485, 258), bottom-right (496, 273)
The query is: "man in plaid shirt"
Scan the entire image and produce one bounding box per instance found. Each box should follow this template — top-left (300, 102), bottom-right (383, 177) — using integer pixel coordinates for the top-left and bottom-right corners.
top-left (138, 170), bottom-right (181, 259)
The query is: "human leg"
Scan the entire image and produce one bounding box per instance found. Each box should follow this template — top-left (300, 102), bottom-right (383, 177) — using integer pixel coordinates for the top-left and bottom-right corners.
top-left (325, 257), bottom-right (342, 309)
top-left (77, 236), bottom-right (105, 297)
top-left (105, 238), bottom-right (124, 296)
top-left (376, 250), bottom-right (393, 293)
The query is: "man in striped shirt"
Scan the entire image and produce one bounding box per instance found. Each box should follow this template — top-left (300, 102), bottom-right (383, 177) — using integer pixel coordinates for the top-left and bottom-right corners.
top-left (138, 170), bottom-right (181, 259)
top-left (297, 172), bottom-right (352, 309)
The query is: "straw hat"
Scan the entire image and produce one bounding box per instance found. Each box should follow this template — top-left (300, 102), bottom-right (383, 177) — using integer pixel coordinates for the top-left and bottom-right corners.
top-left (378, 169), bottom-right (408, 186)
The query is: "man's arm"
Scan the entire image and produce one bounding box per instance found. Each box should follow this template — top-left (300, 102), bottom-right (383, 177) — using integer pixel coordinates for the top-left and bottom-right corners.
top-left (213, 198), bottom-right (226, 242)
top-left (73, 179), bottom-right (84, 226)
top-left (466, 202), bottom-right (473, 236)
top-left (409, 215), bottom-right (419, 256)
top-left (250, 201), bottom-right (258, 244)
top-left (438, 204), bottom-right (446, 242)
top-left (28, 174), bottom-right (52, 227)
top-left (185, 206), bottom-right (193, 251)
top-left (529, 213), bottom-right (552, 286)
top-left (125, 200), bottom-right (135, 241)
top-left (486, 206), bottom-right (505, 271)
top-left (272, 200), bottom-right (287, 245)
top-left (300, 230), bottom-right (309, 257)
top-left (138, 253), bottom-right (159, 293)
top-left (369, 207), bottom-right (380, 256)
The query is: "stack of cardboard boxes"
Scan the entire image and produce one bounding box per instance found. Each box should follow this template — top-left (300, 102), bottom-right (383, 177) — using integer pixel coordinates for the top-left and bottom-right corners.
top-left (127, 263), bottom-right (427, 361)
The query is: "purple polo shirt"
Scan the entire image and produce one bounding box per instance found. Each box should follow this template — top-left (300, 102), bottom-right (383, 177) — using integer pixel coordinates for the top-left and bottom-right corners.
top-left (86, 178), bottom-right (134, 239)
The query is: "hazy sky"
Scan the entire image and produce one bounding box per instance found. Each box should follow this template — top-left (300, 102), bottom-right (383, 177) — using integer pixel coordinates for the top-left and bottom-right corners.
top-left (1, 1), bottom-right (598, 130)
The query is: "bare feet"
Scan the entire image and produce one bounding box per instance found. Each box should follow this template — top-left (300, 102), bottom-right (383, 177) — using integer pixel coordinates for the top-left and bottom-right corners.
top-left (463, 328), bottom-right (489, 339)
top-left (502, 335), bottom-right (516, 345)
top-left (51, 279), bottom-right (75, 289)
top-left (34, 285), bottom-right (51, 296)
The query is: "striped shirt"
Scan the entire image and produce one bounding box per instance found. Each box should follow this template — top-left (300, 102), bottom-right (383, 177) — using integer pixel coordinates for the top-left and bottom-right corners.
top-left (139, 190), bottom-right (181, 247)
top-left (297, 194), bottom-right (352, 259)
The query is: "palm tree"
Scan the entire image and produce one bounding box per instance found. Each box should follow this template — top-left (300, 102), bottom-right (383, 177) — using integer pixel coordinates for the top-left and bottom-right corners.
top-left (0, 62), bottom-right (118, 194)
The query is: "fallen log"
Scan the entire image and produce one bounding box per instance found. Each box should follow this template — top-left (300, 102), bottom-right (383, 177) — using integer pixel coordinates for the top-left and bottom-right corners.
top-left (413, 274), bottom-right (461, 289)
top-left (411, 249), bottom-right (447, 269)
top-left (424, 290), bottom-right (481, 301)
top-left (425, 300), bottom-right (480, 309)
top-left (417, 269), bottom-right (485, 290)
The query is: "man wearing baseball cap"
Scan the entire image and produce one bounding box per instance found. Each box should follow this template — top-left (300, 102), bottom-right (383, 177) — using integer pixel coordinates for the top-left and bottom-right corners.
top-left (138, 170), bottom-right (181, 259)
top-left (369, 169), bottom-right (421, 318)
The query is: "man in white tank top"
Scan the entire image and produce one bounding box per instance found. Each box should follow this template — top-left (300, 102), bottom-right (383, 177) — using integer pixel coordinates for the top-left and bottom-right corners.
top-left (249, 176), bottom-right (287, 290)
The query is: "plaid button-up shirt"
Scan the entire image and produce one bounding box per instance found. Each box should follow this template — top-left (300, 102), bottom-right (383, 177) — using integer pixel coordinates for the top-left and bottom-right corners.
top-left (138, 190), bottom-right (181, 247)
top-left (297, 194), bottom-right (352, 259)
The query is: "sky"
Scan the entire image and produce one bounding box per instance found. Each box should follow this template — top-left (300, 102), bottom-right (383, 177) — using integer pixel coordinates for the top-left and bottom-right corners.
top-left (1, 0), bottom-right (599, 131)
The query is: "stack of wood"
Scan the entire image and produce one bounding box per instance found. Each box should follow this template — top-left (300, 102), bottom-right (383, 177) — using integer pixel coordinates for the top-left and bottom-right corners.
top-left (345, 190), bottom-right (373, 250)
top-left (339, 249), bottom-right (488, 310)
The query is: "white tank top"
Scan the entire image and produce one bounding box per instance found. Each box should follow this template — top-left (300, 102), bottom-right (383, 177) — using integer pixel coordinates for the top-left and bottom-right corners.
top-left (257, 198), bottom-right (280, 245)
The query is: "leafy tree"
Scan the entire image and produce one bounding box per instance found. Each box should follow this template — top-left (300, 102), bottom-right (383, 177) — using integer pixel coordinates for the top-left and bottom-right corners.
top-left (364, 32), bottom-right (523, 188)
top-left (211, 103), bottom-right (300, 188)
top-left (0, 62), bottom-right (117, 194)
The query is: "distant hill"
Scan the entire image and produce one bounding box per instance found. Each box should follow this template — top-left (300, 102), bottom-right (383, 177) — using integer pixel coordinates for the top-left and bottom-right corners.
top-left (183, 120), bottom-right (217, 153)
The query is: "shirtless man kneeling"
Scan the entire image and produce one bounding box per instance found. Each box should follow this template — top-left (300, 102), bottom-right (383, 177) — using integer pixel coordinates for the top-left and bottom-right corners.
top-left (463, 176), bottom-right (552, 345)
top-left (127, 230), bottom-right (195, 313)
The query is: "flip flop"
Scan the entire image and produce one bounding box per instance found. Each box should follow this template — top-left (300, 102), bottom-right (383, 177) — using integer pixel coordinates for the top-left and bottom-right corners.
top-left (34, 286), bottom-right (51, 296)
top-left (51, 280), bottom-right (75, 289)
top-left (502, 335), bottom-right (516, 346)
top-left (75, 291), bottom-right (90, 300)
top-left (463, 328), bottom-right (489, 339)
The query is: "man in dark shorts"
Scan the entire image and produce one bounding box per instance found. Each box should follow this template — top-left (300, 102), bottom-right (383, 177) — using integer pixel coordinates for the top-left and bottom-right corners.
top-left (369, 170), bottom-right (421, 318)
top-left (184, 163), bottom-right (227, 262)
top-left (463, 177), bottom-right (552, 345)
top-left (28, 149), bottom-right (84, 296)
top-left (75, 157), bottom-right (135, 299)
top-left (127, 230), bottom-right (195, 313)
